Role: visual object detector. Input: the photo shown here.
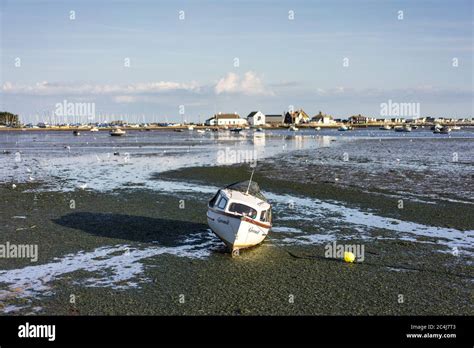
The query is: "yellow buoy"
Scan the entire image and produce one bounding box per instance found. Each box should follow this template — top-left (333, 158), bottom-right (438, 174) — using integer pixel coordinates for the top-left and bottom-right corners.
top-left (344, 251), bottom-right (355, 263)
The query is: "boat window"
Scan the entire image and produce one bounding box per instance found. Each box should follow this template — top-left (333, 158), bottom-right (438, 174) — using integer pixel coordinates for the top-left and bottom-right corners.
top-left (217, 196), bottom-right (228, 210)
top-left (260, 210), bottom-right (267, 222)
top-left (209, 190), bottom-right (220, 208)
top-left (228, 203), bottom-right (257, 219)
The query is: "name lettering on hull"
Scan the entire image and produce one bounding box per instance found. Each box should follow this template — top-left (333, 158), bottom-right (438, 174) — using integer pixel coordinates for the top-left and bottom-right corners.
top-left (248, 226), bottom-right (261, 234)
top-left (217, 218), bottom-right (229, 225)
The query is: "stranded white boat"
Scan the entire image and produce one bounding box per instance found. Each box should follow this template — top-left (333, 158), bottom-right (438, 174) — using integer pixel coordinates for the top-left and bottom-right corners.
top-left (207, 181), bottom-right (272, 256)
top-left (90, 127), bottom-right (99, 132)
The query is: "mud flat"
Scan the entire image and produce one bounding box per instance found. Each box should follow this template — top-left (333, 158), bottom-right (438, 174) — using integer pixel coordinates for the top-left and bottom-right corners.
top-left (0, 163), bottom-right (472, 315)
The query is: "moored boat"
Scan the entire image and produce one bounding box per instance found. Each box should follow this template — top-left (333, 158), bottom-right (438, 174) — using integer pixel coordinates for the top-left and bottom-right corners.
top-left (90, 127), bottom-right (99, 132)
top-left (73, 130), bottom-right (80, 136)
top-left (289, 125), bottom-right (298, 131)
top-left (110, 128), bottom-right (126, 136)
top-left (394, 125), bottom-right (412, 132)
top-left (379, 125), bottom-right (391, 130)
top-left (436, 126), bottom-right (451, 134)
top-left (207, 181), bottom-right (272, 256)
top-left (230, 127), bottom-right (243, 133)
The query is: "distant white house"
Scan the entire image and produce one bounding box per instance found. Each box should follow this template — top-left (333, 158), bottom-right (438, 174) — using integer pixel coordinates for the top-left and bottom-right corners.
top-left (348, 114), bottom-right (377, 124)
top-left (247, 111), bottom-right (266, 126)
top-left (311, 111), bottom-right (335, 125)
top-left (205, 113), bottom-right (248, 126)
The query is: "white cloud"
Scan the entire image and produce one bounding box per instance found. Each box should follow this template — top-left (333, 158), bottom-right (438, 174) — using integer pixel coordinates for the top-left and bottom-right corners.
top-left (215, 72), bottom-right (240, 94)
top-left (215, 71), bottom-right (273, 96)
top-left (113, 95), bottom-right (138, 103)
top-left (315, 86), bottom-right (474, 100)
top-left (1, 81), bottom-right (201, 96)
top-left (2, 73), bottom-right (274, 101)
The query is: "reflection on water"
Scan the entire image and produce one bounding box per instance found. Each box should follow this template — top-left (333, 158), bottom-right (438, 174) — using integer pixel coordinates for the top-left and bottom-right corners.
top-left (0, 128), bottom-right (473, 196)
top-left (0, 130), bottom-right (327, 190)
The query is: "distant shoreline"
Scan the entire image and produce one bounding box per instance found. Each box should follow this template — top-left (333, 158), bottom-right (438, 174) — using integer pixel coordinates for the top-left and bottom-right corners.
top-left (0, 122), bottom-right (473, 132)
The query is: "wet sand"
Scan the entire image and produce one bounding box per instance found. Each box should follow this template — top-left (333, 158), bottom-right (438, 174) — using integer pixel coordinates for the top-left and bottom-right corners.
top-left (0, 163), bottom-right (472, 315)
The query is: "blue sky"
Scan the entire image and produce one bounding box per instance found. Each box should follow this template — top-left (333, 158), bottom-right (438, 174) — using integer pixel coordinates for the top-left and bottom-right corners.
top-left (1, 0), bottom-right (472, 123)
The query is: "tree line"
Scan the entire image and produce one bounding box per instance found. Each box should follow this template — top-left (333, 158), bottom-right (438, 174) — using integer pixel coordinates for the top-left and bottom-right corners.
top-left (0, 112), bottom-right (19, 127)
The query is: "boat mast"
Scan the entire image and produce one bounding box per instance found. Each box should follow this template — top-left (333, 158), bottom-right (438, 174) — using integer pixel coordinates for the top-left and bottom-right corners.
top-left (246, 165), bottom-right (256, 194)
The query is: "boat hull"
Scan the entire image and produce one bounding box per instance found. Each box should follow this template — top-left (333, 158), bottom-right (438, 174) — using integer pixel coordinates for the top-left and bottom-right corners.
top-left (207, 209), bottom-right (269, 251)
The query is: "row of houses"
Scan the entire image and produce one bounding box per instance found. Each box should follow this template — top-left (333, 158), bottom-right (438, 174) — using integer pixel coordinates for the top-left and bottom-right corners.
top-left (205, 110), bottom-right (386, 126)
top-left (205, 110), bottom-right (338, 126)
top-left (205, 110), bottom-right (473, 127)
top-left (347, 115), bottom-right (472, 124)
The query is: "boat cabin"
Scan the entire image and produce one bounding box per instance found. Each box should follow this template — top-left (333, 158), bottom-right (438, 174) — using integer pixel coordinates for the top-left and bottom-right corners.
top-left (209, 189), bottom-right (271, 224)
